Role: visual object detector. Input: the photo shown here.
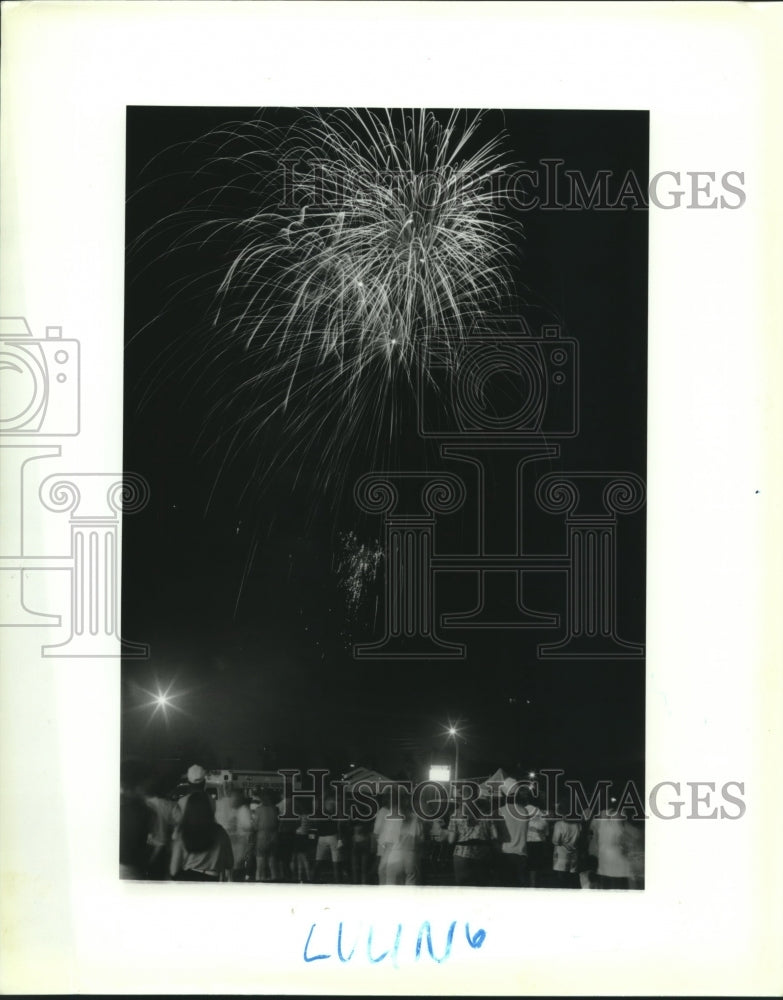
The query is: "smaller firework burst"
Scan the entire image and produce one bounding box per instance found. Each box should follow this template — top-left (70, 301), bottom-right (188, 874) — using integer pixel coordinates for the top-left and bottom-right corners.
top-left (336, 530), bottom-right (384, 618)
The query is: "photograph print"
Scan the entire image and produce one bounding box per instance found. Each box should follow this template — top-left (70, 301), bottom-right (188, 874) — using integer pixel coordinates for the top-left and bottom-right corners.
top-left (121, 106), bottom-right (648, 890)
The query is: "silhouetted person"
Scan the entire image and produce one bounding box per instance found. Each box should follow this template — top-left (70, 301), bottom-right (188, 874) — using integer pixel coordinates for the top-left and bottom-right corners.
top-left (447, 793), bottom-right (497, 886)
top-left (173, 764), bottom-right (214, 824)
top-left (253, 790), bottom-right (279, 882)
top-left (142, 772), bottom-right (176, 880)
top-left (120, 759), bottom-right (151, 880)
top-left (313, 794), bottom-right (343, 884)
top-left (500, 781), bottom-right (540, 887)
top-left (170, 790), bottom-right (233, 881)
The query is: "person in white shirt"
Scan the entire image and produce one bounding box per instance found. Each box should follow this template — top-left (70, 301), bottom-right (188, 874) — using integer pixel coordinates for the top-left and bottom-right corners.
top-left (373, 792), bottom-right (403, 885)
top-left (499, 780), bottom-right (540, 887)
top-left (253, 790), bottom-right (280, 882)
top-left (216, 788), bottom-right (254, 881)
top-left (551, 797), bottom-right (582, 889)
top-left (383, 793), bottom-right (424, 885)
top-left (588, 801), bottom-right (634, 889)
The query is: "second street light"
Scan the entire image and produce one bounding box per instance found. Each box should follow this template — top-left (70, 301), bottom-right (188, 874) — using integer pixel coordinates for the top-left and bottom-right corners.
top-left (448, 725), bottom-right (460, 783)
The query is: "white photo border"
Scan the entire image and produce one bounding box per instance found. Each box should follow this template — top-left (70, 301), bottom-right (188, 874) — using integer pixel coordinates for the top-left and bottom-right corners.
top-left (1, 1), bottom-right (781, 994)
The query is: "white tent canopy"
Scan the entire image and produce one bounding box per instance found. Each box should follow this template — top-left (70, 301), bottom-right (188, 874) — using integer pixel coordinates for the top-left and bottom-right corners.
top-left (476, 768), bottom-right (534, 798)
top-left (341, 766), bottom-right (394, 792)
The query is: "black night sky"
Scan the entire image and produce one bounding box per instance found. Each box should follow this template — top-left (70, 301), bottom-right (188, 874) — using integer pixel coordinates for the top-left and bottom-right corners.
top-left (122, 107), bottom-right (647, 789)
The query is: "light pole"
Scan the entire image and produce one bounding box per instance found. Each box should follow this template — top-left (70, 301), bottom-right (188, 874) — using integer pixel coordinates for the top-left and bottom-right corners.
top-left (139, 681), bottom-right (182, 761)
top-left (148, 687), bottom-right (175, 761)
top-left (448, 725), bottom-right (460, 782)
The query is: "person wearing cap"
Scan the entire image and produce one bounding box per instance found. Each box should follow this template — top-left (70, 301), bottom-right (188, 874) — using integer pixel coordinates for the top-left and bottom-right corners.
top-left (173, 764), bottom-right (215, 825)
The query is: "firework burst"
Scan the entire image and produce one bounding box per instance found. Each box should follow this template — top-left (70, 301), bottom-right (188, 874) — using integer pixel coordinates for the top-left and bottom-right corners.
top-left (335, 530), bottom-right (384, 618)
top-left (127, 107), bottom-right (526, 610)
top-left (152, 108), bottom-right (525, 491)
top-left (217, 108), bottom-right (521, 378)
top-left (129, 108), bottom-right (524, 549)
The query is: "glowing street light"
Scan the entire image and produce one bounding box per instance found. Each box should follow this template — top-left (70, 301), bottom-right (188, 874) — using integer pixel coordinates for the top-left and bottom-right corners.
top-left (445, 724), bottom-right (461, 782)
top-left (140, 680), bottom-right (181, 720)
top-left (150, 688), bottom-right (174, 718)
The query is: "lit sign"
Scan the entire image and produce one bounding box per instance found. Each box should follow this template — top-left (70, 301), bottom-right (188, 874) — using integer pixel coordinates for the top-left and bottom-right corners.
top-left (429, 765), bottom-right (451, 782)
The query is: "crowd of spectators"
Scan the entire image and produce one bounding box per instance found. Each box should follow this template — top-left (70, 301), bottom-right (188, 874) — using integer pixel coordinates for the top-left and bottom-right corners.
top-left (121, 762), bottom-right (644, 889)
